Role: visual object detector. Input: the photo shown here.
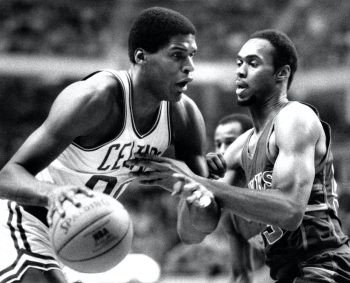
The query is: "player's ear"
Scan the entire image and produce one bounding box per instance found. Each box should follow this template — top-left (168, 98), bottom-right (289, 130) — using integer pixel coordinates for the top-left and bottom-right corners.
top-left (275, 65), bottom-right (290, 83)
top-left (134, 49), bottom-right (147, 64)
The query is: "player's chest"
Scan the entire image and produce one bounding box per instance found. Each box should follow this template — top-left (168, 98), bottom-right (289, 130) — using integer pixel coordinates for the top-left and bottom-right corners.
top-left (247, 130), bottom-right (278, 161)
top-left (76, 103), bottom-right (124, 148)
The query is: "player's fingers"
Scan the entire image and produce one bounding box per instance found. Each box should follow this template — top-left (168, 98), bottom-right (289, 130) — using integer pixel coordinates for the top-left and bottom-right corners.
top-left (217, 153), bottom-right (227, 167)
top-left (207, 152), bottom-right (226, 166)
top-left (139, 178), bottom-right (163, 185)
top-left (52, 198), bottom-right (65, 219)
top-left (172, 180), bottom-right (183, 196)
top-left (194, 194), bottom-right (212, 208)
top-left (187, 189), bottom-right (213, 208)
top-left (209, 173), bottom-right (220, 180)
top-left (129, 171), bottom-right (167, 184)
top-left (207, 158), bottom-right (219, 172)
top-left (125, 159), bottom-right (169, 172)
top-left (47, 206), bottom-right (55, 226)
top-left (186, 189), bottom-right (202, 203)
top-left (129, 170), bottom-right (157, 177)
top-left (133, 153), bottom-right (169, 163)
top-left (216, 153), bottom-right (227, 176)
top-left (170, 173), bottom-right (193, 196)
top-left (181, 181), bottom-right (201, 198)
top-left (79, 187), bottom-right (94, 197)
top-left (64, 189), bottom-right (82, 207)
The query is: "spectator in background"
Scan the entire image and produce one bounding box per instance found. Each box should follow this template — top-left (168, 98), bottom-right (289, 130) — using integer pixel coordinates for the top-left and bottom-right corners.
top-left (214, 114), bottom-right (252, 158)
top-left (213, 113), bottom-right (273, 283)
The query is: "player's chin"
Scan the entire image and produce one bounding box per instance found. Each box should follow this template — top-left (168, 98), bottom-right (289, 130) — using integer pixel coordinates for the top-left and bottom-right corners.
top-left (170, 91), bottom-right (183, 102)
top-left (237, 95), bottom-right (255, 107)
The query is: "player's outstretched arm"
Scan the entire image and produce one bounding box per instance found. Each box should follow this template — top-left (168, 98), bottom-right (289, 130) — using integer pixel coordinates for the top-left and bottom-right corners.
top-left (194, 104), bottom-right (321, 230)
top-left (0, 72), bottom-right (117, 209)
top-left (131, 104), bottom-right (323, 231)
top-left (170, 96), bottom-right (221, 243)
top-left (128, 154), bottom-right (221, 243)
top-left (128, 96), bottom-right (221, 243)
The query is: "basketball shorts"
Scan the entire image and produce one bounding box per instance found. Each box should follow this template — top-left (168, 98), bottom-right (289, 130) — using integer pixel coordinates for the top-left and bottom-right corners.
top-left (275, 243), bottom-right (350, 283)
top-left (0, 200), bottom-right (61, 283)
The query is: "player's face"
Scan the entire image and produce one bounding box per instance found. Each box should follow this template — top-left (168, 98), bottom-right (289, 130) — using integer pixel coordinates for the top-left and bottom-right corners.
top-left (214, 121), bottom-right (243, 155)
top-left (235, 38), bottom-right (276, 106)
top-left (144, 34), bottom-right (197, 102)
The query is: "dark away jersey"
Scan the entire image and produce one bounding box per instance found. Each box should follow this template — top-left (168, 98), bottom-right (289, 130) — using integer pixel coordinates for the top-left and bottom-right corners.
top-left (241, 101), bottom-right (349, 278)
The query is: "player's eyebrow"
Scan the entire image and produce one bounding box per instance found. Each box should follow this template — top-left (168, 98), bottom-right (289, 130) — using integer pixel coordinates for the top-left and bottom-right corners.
top-left (236, 54), bottom-right (259, 61)
top-left (169, 42), bottom-right (197, 53)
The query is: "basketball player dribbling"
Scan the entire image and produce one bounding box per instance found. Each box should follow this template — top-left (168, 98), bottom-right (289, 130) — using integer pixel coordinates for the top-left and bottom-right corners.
top-left (128, 29), bottom-right (350, 282)
top-left (0, 7), bottom-right (219, 283)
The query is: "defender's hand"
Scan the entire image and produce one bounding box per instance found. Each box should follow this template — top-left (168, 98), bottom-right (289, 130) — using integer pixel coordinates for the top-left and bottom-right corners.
top-left (126, 154), bottom-right (196, 192)
top-left (206, 152), bottom-right (226, 179)
top-left (172, 173), bottom-right (214, 208)
top-left (127, 153), bottom-right (195, 177)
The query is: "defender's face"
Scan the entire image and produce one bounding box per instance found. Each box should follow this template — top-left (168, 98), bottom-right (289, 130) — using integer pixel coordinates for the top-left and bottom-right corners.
top-left (144, 34), bottom-right (197, 102)
top-left (214, 121), bottom-right (243, 155)
top-left (235, 38), bottom-right (276, 106)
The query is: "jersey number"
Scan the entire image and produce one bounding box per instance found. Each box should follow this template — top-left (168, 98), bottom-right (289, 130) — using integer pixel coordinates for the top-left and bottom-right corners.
top-left (263, 225), bottom-right (283, 245)
top-left (85, 175), bottom-right (118, 195)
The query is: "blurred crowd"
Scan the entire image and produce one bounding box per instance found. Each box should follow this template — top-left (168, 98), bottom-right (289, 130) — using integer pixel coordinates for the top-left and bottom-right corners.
top-left (1, 0), bottom-right (350, 69)
top-left (0, 0), bottom-right (113, 56)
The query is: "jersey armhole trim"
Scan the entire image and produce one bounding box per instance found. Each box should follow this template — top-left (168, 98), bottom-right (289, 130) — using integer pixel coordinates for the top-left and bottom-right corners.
top-left (71, 70), bottom-right (128, 152)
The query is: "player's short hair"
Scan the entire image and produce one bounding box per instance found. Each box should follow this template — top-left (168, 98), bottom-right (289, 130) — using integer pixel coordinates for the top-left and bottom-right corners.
top-left (249, 29), bottom-right (298, 89)
top-left (128, 7), bottom-right (196, 64)
top-left (217, 113), bottom-right (252, 132)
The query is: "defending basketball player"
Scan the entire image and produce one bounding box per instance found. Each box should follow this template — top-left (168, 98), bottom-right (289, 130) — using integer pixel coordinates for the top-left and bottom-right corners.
top-left (127, 29), bottom-right (350, 282)
top-left (0, 7), bottom-right (219, 283)
top-left (210, 114), bottom-right (273, 283)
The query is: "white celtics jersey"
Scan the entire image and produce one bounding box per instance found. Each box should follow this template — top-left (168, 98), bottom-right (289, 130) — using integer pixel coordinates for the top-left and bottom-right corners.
top-left (36, 70), bottom-right (172, 199)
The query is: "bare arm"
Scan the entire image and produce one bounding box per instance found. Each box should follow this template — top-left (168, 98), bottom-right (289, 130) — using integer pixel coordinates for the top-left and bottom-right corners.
top-left (0, 72), bottom-right (119, 208)
top-left (219, 136), bottom-right (262, 283)
top-left (128, 105), bottom-right (322, 232)
top-left (171, 95), bottom-right (220, 243)
top-left (196, 104), bottom-right (321, 230)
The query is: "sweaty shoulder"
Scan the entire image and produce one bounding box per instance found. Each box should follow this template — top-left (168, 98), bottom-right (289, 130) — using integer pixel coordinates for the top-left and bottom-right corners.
top-left (79, 71), bottom-right (123, 110)
top-left (46, 71), bottom-right (124, 139)
top-left (76, 71), bottom-right (123, 125)
top-left (275, 102), bottom-right (322, 137)
top-left (170, 94), bottom-right (206, 156)
top-left (274, 102), bottom-right (327, 165)
top-left (172, 94), bottom-right (200, 118)
top-left (171, 94), bottom-right (205, 131)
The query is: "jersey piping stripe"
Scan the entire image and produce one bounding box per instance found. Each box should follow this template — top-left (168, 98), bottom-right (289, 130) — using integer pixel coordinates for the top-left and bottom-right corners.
top-left (0, 251), bottom-right (60, 282)
top-left (14, 204), bottom-right (31, 252)
top-left (305, 204), bottom-right (328, 212)
top-left (113, 178), bottom-right (133, 199)
top-left (6, 201), bottom-right (19, 252)
top-left (128, 74), bottom-right (164, 139)
top-left (71, 70), bottom-right (128, 151)
top-left (166, 102), bottom-right (172, 147)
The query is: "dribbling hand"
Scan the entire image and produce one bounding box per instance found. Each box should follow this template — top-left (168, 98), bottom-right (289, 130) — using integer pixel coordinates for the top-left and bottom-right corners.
top-left (47, 185), bottom-right (93, 226)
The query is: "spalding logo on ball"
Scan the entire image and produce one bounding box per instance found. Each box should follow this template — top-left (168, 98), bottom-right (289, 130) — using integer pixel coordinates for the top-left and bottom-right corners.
top-left (49, 192), bottom-right (133, 273)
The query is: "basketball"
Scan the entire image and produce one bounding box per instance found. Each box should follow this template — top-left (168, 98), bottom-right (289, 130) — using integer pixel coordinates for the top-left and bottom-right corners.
top-left (49, 192), bottom-right (133, 273)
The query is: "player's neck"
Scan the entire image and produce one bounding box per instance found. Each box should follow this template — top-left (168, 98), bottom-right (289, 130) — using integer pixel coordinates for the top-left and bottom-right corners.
top-left (129, 68), bottom-right (161, 109)
top-left (129, 70), bottom-right (163, 134)
top-left (250, 96), bottom-right (288, 133)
